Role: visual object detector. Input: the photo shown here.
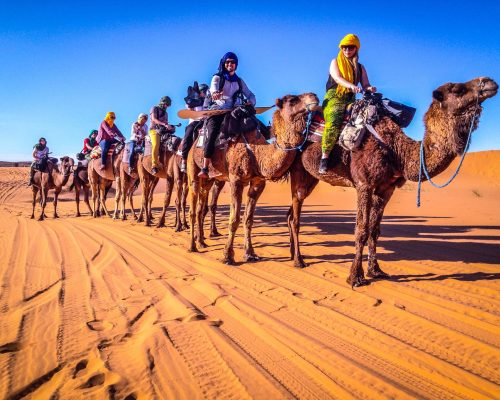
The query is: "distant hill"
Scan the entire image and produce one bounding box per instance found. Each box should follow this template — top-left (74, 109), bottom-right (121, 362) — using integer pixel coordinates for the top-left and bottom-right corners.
top-left (0, 161), bottom-right (31, 167)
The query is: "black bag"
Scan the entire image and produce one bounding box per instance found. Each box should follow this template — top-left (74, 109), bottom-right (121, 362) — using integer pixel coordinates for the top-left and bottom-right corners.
top-left (381, 99), bottom-right (416, 128)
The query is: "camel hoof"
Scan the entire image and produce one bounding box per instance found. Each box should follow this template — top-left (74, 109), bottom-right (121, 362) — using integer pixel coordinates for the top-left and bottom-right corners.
top-left (175, 226), bottom-right (182, 232)
top-left (210, 231), bottom-right (222, 238)
top-left (54, 215), bottom-right (59, 219)
top-left (182, 224), bottom-right (190, 230)
top-left (223, 258), bottom-right (235, 266)
top-left (293, 260), bottom-right (307, 269)
top-left (348, 277), bottom-right (370, 288)
top-left (75, 213), bottom-right (81, 218)
top-left (156, 222), bottom-right (165, 228)
top-left (245, 254), bottom-right (260, 262)
top-left (30, 215), bottom-right (35, 219)
top-left (188, 245), bottom-right (198, 253)
top-left (367, 269), bottom-right (390, 279)
top-left (137, 217), bottom-right (143, 223)
top-left (38, 217), bottom-right (44, 221)
top-left (198, 241), bottom-right (208, 249)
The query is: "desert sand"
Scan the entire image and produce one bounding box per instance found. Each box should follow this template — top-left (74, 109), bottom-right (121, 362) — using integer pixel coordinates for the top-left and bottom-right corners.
top-left (0, 151), bottom-right (499, 399)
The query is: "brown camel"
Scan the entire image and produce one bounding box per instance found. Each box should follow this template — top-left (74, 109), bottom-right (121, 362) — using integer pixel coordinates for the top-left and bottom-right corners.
top-left (287, 77), bottom-right (498, 287)
top-left (187, 93), bottom-right (320, 264)
top-left (136, 141), bottom-right (184, 229)
top-left (72, 165), bottom-right (114, 217)
top-left (31, 156), bottom-right (74, 221)
top-left (88, 146), bottom-right (123, 218)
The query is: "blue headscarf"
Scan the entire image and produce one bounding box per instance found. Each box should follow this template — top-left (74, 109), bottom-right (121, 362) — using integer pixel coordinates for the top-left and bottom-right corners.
top-left (217, 52), bottom-right (239, 82)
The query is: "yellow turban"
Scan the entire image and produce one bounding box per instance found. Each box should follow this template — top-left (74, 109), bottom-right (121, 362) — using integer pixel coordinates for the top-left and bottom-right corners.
top-left (104, 112), bottom-right (115, 128)
top-left (335, 34), bottom-right (361, 95)
top-left (339, 33), bottom-right (361, 50)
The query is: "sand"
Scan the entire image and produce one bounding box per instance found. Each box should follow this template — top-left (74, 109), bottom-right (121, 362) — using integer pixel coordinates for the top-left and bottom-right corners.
top-left (0, 151), bottom-right (499, 399)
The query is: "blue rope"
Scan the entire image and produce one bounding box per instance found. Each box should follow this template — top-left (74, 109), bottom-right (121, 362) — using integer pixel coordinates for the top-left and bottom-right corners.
top-left (416, 97), bottom-right (478, 207)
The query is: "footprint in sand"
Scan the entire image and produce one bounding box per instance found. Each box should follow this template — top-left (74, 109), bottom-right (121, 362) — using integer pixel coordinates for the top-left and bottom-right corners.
top-left (0, 342), bottom-right (21, 354)
top-left (73, 359), bottom-right (88, 378)
top-left (86, 320), bottom-right (114, 331)
top-left (79, 373), bottom-right (105, 389)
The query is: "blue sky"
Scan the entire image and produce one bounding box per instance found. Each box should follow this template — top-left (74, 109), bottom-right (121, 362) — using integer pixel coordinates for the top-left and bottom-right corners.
top-left (1, 1), bottom-right (499, 160)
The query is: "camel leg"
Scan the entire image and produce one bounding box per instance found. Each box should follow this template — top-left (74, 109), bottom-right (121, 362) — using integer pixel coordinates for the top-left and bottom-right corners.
top-left (288, 172), bottom-right (319, 268)
top-left (75, 184), bottom-right (81, 217)
top-left (121, 176), bottom-right (128, 221)
top-left (181, 176), bottom-right (189, 230)
top-left (129, 181), bottom-right (137, 220)
top-left (209, 180), bottom-right (225, 237)
top-left (53, 189), bottom-right (60, 218)
top-left (39, 187), bottom-right (48, 221)
top-left (91, 182), bottom-right (98, 218)
top-left (113, 176), bottom-right (121, 219)
top-left (157, 177), bottom-right (174, 228)
top-left (31, 186), bottom-right (38, 219)
top-left (173, 175), bottom-right (183, 232)
top-left (366, 186), bottom-right (396, 280)
top-left (195, 179), bottom-right (213, 248)
top-left (188, 177), bottom-right (200, 252)
top-left (222, 179), bottom-right (244, 265)
top-left (143, 179), bottom-right (152, 226)
top-left (150, 178), bottom-right (158, 221)
top-left (100, 181), bottom-right (112, 218)
top-left (347, 185), bottom-right (373, 288)
top-left (243, 179), bottom-right (266, 262)
top-left (84, 186), bottom-right (93, 215)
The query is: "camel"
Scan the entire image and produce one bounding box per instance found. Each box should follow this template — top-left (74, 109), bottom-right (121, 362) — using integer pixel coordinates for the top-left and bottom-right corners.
top-left (187, 93), bottom-right (320, 264)
top-left (136, 139), bottom-right (185, 229)
top-left (72, 165), bottom-right (113, 217)
top-left (287, 77), bottom-right (498, 287)
top-left (88, 146), bottom-right (124, 218)
top-left (30, 156), bottom-right (74, 221)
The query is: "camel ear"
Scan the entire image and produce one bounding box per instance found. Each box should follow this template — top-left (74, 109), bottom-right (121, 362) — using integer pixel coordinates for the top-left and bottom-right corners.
top-left (432, 90), bottom-right (444, 102)
top-left (276, 98), bottom-right (283, 109)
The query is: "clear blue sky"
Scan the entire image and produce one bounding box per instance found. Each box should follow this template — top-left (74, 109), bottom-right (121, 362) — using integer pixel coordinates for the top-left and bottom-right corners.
top-left (1, 0), bottom-right (499, 161)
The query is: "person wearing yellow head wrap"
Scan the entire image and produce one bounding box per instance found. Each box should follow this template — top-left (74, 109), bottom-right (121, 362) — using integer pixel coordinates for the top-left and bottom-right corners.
top-left (319, 34), bottom-right (377, 174)
top-left (96, 111), bottom-right (125, 171)
top-left (104, 112), bottom-right (116, 128)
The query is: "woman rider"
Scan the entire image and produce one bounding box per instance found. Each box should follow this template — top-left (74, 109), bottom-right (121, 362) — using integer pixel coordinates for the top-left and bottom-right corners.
top-left (198, 52), bottom-right (256, 178)
top-left (82, 129), bottom-right (98, 156)
top-left (319, 33), bottom-right (376, 174)
top-left (96, 112), bottom-right (125, 171)
top-left (28, 137), bottom-right (49, 186)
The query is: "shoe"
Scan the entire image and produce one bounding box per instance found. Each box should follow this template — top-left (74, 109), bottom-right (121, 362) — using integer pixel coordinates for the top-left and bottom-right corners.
top-left (198, 167), bottom-right (209, 179)
top-left (180, 159), bottom-right (186, 173)
top-left (151, 167), bottom-right (158, 175)
top-left (319, 158), bottom-right (328, 174)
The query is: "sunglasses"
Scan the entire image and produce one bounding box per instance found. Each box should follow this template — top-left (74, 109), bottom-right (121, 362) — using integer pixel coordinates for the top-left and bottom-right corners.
top-left (341, 45), bottom-right (357, 51)
top-left (110, 116), bottom-right (116, 119)
top-left (225, 60), bottom-right (236, 65)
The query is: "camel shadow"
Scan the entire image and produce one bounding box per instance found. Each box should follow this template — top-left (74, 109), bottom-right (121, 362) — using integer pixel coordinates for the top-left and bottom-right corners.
top-left (388, 271), bottom-right (500, 282)
top-left (244, 205), bottom-right (500, 267)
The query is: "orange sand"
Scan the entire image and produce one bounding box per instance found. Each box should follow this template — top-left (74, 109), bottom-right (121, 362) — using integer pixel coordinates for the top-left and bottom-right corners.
top-left (0, 151), bottom-right (499, 399)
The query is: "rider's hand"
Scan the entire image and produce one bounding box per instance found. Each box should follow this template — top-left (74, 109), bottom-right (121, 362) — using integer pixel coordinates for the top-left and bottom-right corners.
top-left (351, 85), bottom-right (362, 93)
top-left (366, 86), bottom-right (377, 93)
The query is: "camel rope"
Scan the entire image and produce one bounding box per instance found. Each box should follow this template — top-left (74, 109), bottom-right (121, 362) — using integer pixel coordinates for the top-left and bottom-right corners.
top-left (416, 90), bottom-right (481, 207)
top-left (274, 106), bottom-right (315, 152)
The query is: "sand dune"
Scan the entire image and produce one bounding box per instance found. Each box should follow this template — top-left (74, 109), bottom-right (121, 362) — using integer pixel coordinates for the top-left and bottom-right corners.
top-left (0, 151), bottom-right (499, 399)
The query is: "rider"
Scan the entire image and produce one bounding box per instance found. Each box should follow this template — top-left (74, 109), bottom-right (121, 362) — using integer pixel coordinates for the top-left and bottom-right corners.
top-left (96, 112), bottom-right (125, 171)
top-left (180, 82), bottom-right (209, 172)
top-left (198, 52), bottom-right (256, 178)
top-left (82, 129), bottom-right (98, 156)
top-left (28, 137), bottom-right (49, 186)
top-left (149, 96), bottom-right (176, 175)
top-left (319, 33), bottom-right (376, 174)
top-left (128, 113), bottom-right (148, 173)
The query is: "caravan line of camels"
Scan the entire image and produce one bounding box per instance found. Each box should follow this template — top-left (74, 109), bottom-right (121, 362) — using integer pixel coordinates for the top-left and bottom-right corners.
top-left (30, 77), bottom-right (498, 287)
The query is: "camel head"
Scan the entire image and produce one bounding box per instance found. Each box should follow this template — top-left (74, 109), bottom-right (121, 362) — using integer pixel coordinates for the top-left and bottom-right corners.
top-left (272, 92), bottom-right (320, 148)
top-left (426, 77), bottom-right (497, 154)
top-left (59, 156), bottom-right (75, 177)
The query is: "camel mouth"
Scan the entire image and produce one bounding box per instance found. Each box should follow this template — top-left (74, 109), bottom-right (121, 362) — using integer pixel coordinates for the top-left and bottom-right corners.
top-left (478, 80), bottom-right (498, 100)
